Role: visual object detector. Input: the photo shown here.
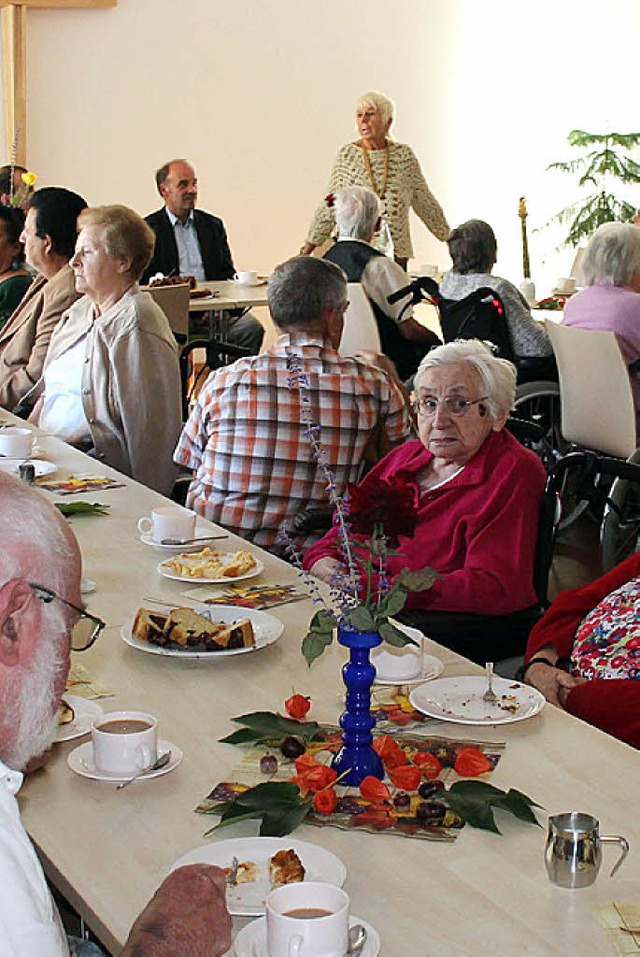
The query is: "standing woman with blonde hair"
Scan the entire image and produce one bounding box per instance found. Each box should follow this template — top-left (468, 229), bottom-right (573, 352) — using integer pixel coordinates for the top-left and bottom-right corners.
top-left (300, 90), bottom-right (449, 269)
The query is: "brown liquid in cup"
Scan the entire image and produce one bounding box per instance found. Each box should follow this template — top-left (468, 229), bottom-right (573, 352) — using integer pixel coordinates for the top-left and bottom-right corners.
top-left (283, 908), bottom-right (332, 919)
top-left (97, 719), bottom-right (152, 735)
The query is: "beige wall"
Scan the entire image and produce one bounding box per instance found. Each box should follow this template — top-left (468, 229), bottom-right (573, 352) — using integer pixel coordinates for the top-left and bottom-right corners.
top-left (10, 0), bottom-right (640, 298)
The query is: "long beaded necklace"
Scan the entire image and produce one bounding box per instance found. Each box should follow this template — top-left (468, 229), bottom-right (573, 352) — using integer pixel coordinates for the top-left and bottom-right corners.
top-left (361, 141), bottom-right (390, 200)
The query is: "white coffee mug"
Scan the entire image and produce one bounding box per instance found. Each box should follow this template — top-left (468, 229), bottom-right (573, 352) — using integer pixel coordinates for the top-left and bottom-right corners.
top-left (266, 882), bottom-right (349, 957)
top-left (234, 270), bottom-right (258, 286)
top-left (137, 506), bottom-right (196, 543)
top-left (555, 277), bottom-right (576, 295)
top-left (92, 711), bottom-right (158, 775)
top-left (0, 427), bottom-right (34, 459)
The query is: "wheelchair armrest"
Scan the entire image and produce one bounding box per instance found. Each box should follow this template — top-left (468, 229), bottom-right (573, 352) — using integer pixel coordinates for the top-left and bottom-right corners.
top-left (291, 505), bottom-right (334, 535)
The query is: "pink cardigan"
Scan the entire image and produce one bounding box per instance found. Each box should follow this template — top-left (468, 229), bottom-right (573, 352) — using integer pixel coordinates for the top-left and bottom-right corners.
top-left (303, 430), bottom-right (545, 615)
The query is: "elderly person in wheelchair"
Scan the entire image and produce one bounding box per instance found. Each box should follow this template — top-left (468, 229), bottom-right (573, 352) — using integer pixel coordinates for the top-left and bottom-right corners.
top-left (521, 551), bottom-right (640, 749)
top-left (440, 219), bottom-right (555, 382)
top-left (323, 186), bottom-right (440, 380)
top-left (304, 339), bottom-right (547, 663)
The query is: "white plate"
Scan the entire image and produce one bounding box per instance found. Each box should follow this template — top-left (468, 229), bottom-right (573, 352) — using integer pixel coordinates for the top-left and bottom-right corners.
top-left (55, 695), bottom-right (103, 743)
top-left (121, 605), bottom-right (283, 659)
top-left (140, 531), bottom-right (206, 552)
top-left (233, 915), bottom-right (380, 957)
top-left (0, 457), bottom-right (56, 477)
top-left (67, 738), bottom-right (182, 782)
top-left (409, 675), bottom-right (545, 725)
top-left (374, 653), bottom-right (444, 686)
top-left (172, 837), bottom-right (346, 917)
top-left (157, 554), bottom-right (264, 584)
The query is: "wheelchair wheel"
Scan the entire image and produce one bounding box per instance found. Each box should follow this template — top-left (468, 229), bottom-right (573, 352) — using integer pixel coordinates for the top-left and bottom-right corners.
top-left (512, 381), bottom-right (565, 472)
top-left (600, 450), bottom-right (640, 571)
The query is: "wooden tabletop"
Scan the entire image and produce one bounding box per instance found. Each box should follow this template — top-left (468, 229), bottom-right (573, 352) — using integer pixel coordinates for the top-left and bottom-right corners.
top-left (188, 279), bottom-right (269, 313)
top-left (4, 412), bottom-right (640, 957)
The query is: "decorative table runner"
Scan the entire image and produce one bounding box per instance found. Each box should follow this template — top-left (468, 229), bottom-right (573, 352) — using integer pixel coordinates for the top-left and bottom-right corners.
top-left (66, 662), bottom-right (114, 700)
top-left (197, 728), bottom-right (505, 843)
top-left (594, 902), bottom-right (640, 955)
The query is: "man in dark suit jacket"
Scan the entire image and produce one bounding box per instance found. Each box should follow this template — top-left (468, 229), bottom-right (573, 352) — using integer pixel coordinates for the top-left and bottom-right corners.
top-left (142, 159), bottom-right (264, 353)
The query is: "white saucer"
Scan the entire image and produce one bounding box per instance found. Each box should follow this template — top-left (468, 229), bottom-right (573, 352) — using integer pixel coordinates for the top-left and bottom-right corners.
top-left (80, 577), bottom-right (96, 595)
top-left (0, 457), bottom-right (56, 477)
top-left (232, 278), bottom-right (266, 287)
top-left (374, 653), bottom-right (444, 686)
top-left (67, 738), bottom-right (182, 782)
top-left (233, 916), bottom-right (380, 957)
top-left (140, 531), bottom-right (202, 551)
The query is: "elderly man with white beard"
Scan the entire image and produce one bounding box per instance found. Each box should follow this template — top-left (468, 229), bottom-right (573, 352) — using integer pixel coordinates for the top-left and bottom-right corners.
top-left (0, 473), bottom-right (232, 957)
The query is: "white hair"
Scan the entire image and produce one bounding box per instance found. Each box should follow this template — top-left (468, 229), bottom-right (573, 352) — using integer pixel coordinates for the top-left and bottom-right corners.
top-left (355, 90), bottom-right (395, 130)
top-left (580, 222), bottom-right (640, 287)
top-left (334, 187), bottom-right (381, 240)
top-left (414, 339), bottom-right (516, 419)
top-left (0, 474), bottom-right (75, 593)
top-left (0, 474), bottom-right (78, 769)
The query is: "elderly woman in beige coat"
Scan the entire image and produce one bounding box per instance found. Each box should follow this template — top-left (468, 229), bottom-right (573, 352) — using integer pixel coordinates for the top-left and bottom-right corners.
top-left (29, 205), bottom-right (181, 495)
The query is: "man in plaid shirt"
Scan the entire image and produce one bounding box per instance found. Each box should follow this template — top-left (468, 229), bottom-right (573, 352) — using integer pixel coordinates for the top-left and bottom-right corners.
top-left (174, 256), bottom-right (412, 551)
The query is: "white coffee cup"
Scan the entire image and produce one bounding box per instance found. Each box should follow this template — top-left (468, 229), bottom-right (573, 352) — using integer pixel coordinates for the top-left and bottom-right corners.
top-left (234, 270), bottom-right (258, 286)
top-left (266, 882), bottom-right (349, 957)
top-left (92, 710), bottom-right (158, 775)
top-left (137, 506), bottom-right (196, 543)
top-left (371, 623), bottom-right (423, 680)
top-left (0, 427), bottom-right (34, 459)
top-left (555, 277), bottom-right (576, 295)
top-left (419, 264), bottom-right (439, 279)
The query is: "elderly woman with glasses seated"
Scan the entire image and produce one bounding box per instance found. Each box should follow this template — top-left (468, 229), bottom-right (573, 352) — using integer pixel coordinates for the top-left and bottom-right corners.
top-left (323, 186), bottom-right (441, 380)
top-left (304, 340), bottom-right (547, 662)
top-left (27, 205), bottom-right (182, 495)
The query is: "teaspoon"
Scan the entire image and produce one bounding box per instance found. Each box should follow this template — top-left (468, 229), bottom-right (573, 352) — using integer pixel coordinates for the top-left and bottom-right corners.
top-left (116, 751), bottom-right (171, 790)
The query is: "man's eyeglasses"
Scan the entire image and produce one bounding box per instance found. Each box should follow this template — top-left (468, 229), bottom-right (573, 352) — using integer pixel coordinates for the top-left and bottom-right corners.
top-left (413, 396), bottom-right (488, 418)
top-left (27, 583), bottom-right (106, 652)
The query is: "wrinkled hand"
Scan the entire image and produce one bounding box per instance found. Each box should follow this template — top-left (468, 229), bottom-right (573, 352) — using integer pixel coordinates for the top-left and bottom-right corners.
top-left (526, 663), bottom-right (585, 707)
top-left (309, 557), bottom-right (345, 585)
top-left (121, 864), bottom-right (231, 957)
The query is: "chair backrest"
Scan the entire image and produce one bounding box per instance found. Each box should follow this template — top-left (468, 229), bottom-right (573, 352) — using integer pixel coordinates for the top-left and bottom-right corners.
top-left (179, 339), bottom-right (251, 419)
top-left (438, 287), bottom-right (515, 362)
top-left (546, 321), bottom-right (637, 458)
top-left (145, 283), bottom-right (191, 341)
top-left (339, 283), bottom-right (382, 355)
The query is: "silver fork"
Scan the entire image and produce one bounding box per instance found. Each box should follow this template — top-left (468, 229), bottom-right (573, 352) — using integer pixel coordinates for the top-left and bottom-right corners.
top-left (483, 662), bottom-right (498, 703)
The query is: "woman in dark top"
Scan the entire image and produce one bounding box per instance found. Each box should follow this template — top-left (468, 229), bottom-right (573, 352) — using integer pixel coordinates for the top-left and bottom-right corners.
top-left (0, 206), bottom-right (31, 332)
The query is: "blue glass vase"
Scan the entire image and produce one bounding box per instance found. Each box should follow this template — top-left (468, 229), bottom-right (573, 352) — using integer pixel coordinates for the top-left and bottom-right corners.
top-left (331, 627), bottom-right (384, 785)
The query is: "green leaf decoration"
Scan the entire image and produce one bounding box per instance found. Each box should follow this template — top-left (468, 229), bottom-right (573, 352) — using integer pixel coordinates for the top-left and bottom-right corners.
top-left (218, 728), bottom-right (264, 746)
top-left (308, 609), bottom-right (335, 634)
top-left (378, 620), bottom-right (416, 647)
top-left (395, 566), bottom-right (441, 592)
top-left (445, 781), bottom-right (543, 834)
top-left (228, 711), bottom-right (321, 742)
top-left (345, 605), bottom-right (377, 632)
top-left (55, 501), bottom-right (110, 516)
top-left (376, 587), bottom-right (408, 620)
top-left (302, 629), bottom-right (333, 667)
top-left (202, 781), bottom-right (312, 838)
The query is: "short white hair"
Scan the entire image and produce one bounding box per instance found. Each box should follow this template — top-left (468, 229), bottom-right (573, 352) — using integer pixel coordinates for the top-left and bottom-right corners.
top-left (580, 221), bottom-right (640, 287)
top-left (414, 339), bottom-right (516, 419)
top-left (0, 474), bottom-right (76, 592)
top-left (334, 187), bottom-right (381, 240)
top-left (355, 90), bottom-right (395, 129)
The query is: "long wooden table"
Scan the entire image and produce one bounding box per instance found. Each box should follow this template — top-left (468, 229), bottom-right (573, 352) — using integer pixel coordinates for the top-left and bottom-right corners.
top-left (4, 412), bottom-right (640, 956)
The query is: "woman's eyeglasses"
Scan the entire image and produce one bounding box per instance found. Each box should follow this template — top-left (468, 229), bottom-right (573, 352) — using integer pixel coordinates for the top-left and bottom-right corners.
top-left (27, 582), bottom-right (106, 652)
top-left (413, 396), bottom-right (488, 418)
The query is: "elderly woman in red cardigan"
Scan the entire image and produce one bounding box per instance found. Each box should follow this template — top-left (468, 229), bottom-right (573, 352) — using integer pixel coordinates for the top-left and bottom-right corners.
top-left (304, 339), bottom-right (546, 663)
top-left (521, 551), bottom-right (640, 748)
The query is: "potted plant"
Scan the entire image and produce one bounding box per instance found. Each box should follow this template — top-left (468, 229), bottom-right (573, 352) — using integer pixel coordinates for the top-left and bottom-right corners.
top-left (546, 130), bottom-right (640, 247)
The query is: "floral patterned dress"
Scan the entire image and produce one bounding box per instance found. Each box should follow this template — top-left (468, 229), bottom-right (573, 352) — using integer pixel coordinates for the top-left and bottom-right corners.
top-left (570, 577), bottom-right (640, 679)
